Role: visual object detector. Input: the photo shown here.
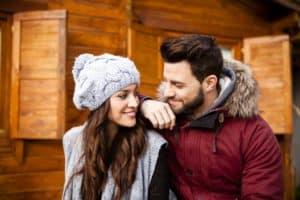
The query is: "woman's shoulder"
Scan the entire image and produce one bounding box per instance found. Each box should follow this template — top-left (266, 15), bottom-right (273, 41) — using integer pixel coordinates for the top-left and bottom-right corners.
top-left (145, 129), bottom-right (167, 145)
top-left (62, 124), bottom-right (85, 152)
top-left (63, 124), bottom-right (85, 141)
top-left (144, 130), bottom-right (167, 162)
top-left (135, 130), bottom-right (167, 185)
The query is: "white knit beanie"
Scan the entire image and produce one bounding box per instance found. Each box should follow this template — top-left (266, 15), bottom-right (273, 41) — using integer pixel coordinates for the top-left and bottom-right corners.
top-left (72, 53), bottom-right (140, 111)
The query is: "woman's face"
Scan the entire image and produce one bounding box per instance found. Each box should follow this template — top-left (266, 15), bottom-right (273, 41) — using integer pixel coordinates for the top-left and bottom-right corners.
top-left (108, 84), bottom-right (139, 127)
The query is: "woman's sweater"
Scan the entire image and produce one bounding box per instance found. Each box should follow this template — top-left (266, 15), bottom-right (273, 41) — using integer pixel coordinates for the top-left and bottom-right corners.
top-left (62, 124), bottom-right (168, 200)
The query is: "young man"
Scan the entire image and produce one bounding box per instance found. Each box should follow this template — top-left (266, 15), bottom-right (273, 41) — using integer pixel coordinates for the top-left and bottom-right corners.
top-left (141, 34), bottom-right (283, 199)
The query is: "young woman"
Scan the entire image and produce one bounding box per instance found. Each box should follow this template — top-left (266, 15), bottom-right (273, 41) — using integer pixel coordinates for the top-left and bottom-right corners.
top-left (62, 53), bottom-right (170, 200)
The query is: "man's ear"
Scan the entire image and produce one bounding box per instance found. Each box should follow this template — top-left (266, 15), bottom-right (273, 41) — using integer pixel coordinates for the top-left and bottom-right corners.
top-left (202, 75), bottom-right (218, 92)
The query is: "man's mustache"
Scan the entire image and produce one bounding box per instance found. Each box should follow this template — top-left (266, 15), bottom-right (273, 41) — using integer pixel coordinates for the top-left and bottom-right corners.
top-left (165, 97), bottom-right (182, 104)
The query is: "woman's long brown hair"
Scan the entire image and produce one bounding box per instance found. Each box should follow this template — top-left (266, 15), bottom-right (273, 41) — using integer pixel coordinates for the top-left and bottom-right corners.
top-left (78, 101), bottom-right (146, 200)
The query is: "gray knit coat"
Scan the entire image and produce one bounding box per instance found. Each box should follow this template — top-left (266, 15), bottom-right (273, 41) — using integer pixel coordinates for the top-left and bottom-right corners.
top-left (62, 124), bottom-right (167, 200)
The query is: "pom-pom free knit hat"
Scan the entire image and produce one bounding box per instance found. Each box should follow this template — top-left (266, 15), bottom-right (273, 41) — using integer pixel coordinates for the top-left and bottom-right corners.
top-left (72, 53), bottom-right (140, 111)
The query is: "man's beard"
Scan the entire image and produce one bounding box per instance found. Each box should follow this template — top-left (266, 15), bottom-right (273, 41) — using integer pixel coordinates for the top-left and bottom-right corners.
top-left (167, 88), bottom-right (204, 116)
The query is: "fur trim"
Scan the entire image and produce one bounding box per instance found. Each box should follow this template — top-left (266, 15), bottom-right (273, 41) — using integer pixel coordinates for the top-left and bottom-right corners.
top-left (224, 58), bottom-right (259, 118)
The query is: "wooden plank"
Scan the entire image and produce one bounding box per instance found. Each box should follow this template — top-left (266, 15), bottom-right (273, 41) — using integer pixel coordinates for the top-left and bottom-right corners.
top-left (243, 35), bottom-right (292, 134)
top-left (68, 13), bottom-right (126, 34)
top-left (14, 140), bottom-right (24, 164)
top-left (0, 171), bottom-right (64, 193)
top-left (282, 40), bottom-right (293, 133)
top-left (0, 15), bottom-right (13, 158)
top-left (259, 111), bottom-right (287, 134)
top-left (0, 133), bottom-right (12, 157)
top-left (20, 20), bottom-right (60, 79)
top-left (130, 29), bottom-right (162, 84)
top-left (0, 190), bottom-right (62, 200)
top-left (25, 140), bottom-right (63, 157)
top-left (13, 10), bottom-right (66, 20)
top-left (66, 46), bottom-right (126, 67)
top-left (49, 0), bottom-right (128, 21)
top-left (68, 29), bottom-right (125, 50)
top-left (10, 19), bottom-right (21, 138)
top-left (272, 12), bottom-right (299, 33)
top-left (19, 80), bottom-right (59, 111)
top-left (132, 0), bottom-right (271, 37)
top-left (65, 88), bottom-right (88, 128)
top-left (139, 83), bottom-right (160, 98)
top-left (19, 110), bottom-right (58, 139)
top-left (0, 156), bottom-right (64, 174)
top-left (57, 18), bottom-right (66, 138)
top-left (0, 1), bottom-right (48, 13)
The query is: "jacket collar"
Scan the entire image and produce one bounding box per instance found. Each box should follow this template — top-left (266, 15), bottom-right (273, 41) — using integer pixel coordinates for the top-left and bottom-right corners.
top-left (189, 111), bottom-right (220, 130)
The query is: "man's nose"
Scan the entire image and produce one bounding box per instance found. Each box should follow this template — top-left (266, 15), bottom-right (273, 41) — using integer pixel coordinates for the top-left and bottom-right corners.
top-left (164, 83), bottom-right (175, 98)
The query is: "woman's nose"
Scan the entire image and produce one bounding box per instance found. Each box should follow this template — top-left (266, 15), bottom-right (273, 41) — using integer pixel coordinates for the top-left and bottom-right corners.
top-left (128, 95), bottom-right (139, 108)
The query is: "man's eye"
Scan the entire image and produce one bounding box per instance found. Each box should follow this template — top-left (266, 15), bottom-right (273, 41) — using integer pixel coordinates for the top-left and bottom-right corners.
top-left (175, 84), bottom-right (183, 89)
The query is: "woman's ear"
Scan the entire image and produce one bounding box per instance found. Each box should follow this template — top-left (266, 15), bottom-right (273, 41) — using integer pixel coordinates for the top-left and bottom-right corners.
top-left (202, 75), bottom-right (218, 92)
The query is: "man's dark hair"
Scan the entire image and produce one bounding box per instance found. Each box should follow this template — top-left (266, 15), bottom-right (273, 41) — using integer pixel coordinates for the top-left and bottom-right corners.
top-left (160, 34), bottom-right (223, 84)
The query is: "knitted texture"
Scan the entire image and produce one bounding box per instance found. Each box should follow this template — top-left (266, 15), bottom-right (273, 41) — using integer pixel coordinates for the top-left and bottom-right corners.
top-left (72, 53), bottom-right (140, 111)
top-left (62, 125), bottom-right (167, 200)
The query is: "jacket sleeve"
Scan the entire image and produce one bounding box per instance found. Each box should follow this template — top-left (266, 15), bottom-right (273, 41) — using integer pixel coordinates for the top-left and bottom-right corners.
top-left (148, 145), bottom-right (170, 200)
top-left (138, 93), bottom-right (152, 104)
top-left (241, 117), bottom-right (283, 200)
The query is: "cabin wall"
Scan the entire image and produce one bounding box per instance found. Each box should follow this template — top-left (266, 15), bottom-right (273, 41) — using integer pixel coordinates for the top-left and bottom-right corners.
top-left (0, 0), bottom-right (295, 199)
top-left (0, 0), bottom-right (128, 199)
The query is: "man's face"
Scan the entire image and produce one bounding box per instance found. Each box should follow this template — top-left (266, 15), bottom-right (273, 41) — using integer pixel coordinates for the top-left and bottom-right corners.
top-left (162, 61), bottom-right (204, 115)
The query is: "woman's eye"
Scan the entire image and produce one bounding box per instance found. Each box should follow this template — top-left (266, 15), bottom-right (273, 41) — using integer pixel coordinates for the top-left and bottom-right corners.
top-left (118, 94), bottom-right (127, 99)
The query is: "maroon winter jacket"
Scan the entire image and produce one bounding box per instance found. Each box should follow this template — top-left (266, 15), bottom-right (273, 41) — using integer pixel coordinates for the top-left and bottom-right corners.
top-left (161, 59), bottom-right (283, 200)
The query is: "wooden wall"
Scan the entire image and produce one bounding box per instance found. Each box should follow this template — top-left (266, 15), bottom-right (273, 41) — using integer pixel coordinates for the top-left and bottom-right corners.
top-left (48, 0), bottom-right (130, 129)
top-left (132, 0), bottom-right (271, 37)
top-left (0, 0), bottom-right (129, 199)
top-left (0, 0), bottom-right (294, 199)
top-left (129, 0), bottom-right (273, 98)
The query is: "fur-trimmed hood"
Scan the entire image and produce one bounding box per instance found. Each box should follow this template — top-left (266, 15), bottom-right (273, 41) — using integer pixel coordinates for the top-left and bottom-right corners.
top-left (222, 58), bottom-right (259, 118)
top-left (157, 58), bottom-right (259, 118)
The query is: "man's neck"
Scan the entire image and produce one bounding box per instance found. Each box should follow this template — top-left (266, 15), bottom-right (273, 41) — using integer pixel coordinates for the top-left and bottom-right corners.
top-left (192, 90), bottom-right (219, 119)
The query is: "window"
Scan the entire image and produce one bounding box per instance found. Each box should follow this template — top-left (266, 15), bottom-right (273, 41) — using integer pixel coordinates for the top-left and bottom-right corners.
top-left (220, 46), bottom-right (234, 59)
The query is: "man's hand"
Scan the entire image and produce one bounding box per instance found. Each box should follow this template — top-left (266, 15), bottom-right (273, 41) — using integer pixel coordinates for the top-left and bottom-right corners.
top-left (140, 100), bottom-right (175, 130)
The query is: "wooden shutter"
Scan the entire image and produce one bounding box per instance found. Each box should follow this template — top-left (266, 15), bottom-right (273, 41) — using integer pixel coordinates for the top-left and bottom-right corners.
top-left (10, 10), bottom-right (66, 139)
top-left (243, 35), bottom-right (292, 134)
